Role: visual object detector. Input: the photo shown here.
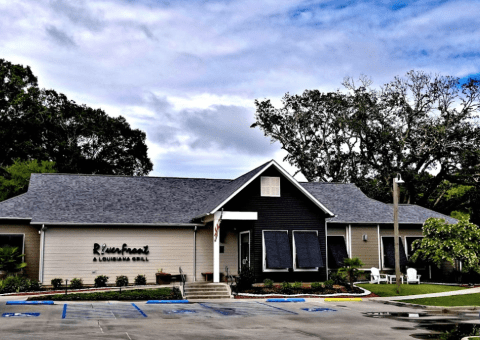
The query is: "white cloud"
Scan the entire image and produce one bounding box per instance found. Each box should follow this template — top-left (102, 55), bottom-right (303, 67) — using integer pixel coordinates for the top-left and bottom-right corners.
top-left (1, 0), bottom-right (479, 179)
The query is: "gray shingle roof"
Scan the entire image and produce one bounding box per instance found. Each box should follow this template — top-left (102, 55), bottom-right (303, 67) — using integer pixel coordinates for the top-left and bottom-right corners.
top-left (194, 160), bottom-right (272, 217)
top-left (300, 182), bottom-right (457, 224)
top-left (26, 173), bottom-right (229, 224)
top-left (0, 161), bottom-right (456, 225)
top-left (0, 193), bottom-right (34, 219)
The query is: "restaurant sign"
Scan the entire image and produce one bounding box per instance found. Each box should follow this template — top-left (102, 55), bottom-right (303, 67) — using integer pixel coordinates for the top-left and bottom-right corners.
top-left (93, 243), bottom-right (149, 262)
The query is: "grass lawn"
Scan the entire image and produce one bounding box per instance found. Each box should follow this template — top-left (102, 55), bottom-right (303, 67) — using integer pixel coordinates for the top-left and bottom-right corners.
top-left (402, 293), bottom-right (480, 306)
top-left (27, 288), bottom-right (182, 301)
top-left (356, 283), bottom-right (466, 297)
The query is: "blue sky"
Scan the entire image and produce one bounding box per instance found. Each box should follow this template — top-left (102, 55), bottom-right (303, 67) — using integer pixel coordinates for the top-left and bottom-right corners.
top-left (1, 0), bottom-right (479, 180)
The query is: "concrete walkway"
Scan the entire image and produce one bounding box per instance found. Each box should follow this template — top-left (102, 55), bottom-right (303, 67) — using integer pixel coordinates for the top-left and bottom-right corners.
top-left (368, 286), bottom-right (480, 301)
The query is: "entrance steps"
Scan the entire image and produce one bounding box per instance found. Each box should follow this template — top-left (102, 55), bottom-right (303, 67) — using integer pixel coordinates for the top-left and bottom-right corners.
top-left (183, 282), bottom-right (232, 300)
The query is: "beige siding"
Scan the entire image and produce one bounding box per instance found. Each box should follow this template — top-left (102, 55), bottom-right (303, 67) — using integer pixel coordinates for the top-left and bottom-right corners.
top-left (327, 226), bottom-right (346, 237)
top-left (43, 226), bottom-right (213, 285)
top-left (220, 229), bottom-right (238, 276)
top-left (195, 225), bottom-right (213, 281)
top-left (0, 224), bottom-right (40, 280)
top-left (351, 225), bottom-right (379, 269)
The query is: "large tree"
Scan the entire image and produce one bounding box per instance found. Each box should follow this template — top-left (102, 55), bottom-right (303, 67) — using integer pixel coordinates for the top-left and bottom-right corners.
top-left (411, 217), bottom-right (480, 274)
top-left (0, 59), bottom-right (153, 178)
top-left (252, 71), bottom-right (480, 219)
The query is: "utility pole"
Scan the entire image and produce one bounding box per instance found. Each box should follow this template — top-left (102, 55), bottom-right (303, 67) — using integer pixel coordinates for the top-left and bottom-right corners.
top-left (393, 174), bottom-right (404, 294)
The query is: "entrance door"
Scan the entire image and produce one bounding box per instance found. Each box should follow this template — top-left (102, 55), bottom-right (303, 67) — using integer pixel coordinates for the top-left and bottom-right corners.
top-left (239, 231), bottom-right (250, 268)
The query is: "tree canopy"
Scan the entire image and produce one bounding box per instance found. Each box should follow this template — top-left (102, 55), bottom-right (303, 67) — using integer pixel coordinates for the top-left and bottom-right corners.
top-left (0, 159), bottom-right (56, 201)
top-left (252, 71), bottom-right (480, 221)
top-left (411, 217), bottom-right (480, 274)
top-left (0, 58), bottom-right (153, 178)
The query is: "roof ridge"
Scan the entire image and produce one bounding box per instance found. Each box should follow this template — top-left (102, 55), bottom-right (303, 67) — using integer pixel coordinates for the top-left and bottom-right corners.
top-left (33, 173), bottom-right (232, 181)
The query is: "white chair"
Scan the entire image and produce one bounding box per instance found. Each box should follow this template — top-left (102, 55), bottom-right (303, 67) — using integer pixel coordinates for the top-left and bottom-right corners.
top-left (406, 268), bottom-right (421, 284)
top-left (370, 267), bottom-right (388, 284)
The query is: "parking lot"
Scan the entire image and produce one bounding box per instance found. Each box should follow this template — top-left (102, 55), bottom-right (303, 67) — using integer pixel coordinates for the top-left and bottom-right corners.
top-left (1, 299), bottom-right (479, 339)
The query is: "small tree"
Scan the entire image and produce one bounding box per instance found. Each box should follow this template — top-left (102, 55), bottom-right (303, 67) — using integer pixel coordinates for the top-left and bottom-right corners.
top-left (0, 246), bottom-right (27, 274)
top-left (411, 217), bottom-right (480, 276)
top-left (338, 257), bottom-right (364, 290)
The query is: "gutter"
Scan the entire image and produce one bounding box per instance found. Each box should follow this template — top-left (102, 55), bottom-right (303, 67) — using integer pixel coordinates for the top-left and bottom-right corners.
top-left (30, 222), bottom-right (204, 227)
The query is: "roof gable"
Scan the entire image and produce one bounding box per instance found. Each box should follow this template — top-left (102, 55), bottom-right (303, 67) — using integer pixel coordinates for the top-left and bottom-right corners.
top-left (197, 160), bottom-right (335, 218)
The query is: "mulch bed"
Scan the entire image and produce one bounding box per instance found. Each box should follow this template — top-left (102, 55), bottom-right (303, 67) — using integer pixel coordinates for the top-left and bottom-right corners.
top-left (235, 292), bottom-right (379, 299)
top-left (234, 284), bottom-right (376, 298)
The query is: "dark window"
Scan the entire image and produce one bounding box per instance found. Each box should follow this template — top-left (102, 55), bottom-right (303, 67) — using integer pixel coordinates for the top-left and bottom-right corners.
top-left (327, 236), bottom-right (348, 268)
top-left (382, 237), bottom-right (408, 268)
top-left (0, 234), bottom-right (25, 265)
top-left (293, 231), bottom-right (323, 269)
top-left (263, 231), bottom-right (292, 269)
top-left (0, 234), bottom-right (24, 252)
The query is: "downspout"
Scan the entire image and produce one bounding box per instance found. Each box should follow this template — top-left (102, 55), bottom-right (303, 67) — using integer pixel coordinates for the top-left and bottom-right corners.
top-left (193, 226), bottom-right (197, 282)
top-left (325, 221), bottom-right (329, 280)
top-left (39, 225), bottom-right (46, 283)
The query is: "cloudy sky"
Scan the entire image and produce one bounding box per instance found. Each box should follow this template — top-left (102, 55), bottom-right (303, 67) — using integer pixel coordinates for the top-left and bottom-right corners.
top-left (1, 0), bottom-right (479, 180)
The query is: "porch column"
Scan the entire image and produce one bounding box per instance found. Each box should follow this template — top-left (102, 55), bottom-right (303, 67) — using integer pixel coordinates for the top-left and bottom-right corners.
top-left (213, 211), bottom-right (221, 283)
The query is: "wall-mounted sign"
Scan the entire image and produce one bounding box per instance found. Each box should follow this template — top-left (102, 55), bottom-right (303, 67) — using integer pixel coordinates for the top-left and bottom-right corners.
top-left (92, 243), bottom-right (149, 262)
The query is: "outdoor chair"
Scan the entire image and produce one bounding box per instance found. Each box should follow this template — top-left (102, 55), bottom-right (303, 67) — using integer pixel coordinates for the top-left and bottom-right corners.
top-left (406, 268), bottom-right (421, 284)
top-left (369, 267), bottom-right (388, 284)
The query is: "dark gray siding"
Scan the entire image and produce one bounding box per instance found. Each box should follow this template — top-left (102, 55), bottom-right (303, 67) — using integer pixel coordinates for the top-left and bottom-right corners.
top-left (222, 166), bottom-right (328, 282)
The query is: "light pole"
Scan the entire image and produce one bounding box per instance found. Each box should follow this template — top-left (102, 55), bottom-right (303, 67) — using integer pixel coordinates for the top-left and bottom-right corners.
top-left (393, 174), bottom-right (404, 294)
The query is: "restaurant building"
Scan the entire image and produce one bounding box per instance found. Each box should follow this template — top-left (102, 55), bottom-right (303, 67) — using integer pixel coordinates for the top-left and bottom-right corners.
top-left (0, 160), bottom-right (456, 285)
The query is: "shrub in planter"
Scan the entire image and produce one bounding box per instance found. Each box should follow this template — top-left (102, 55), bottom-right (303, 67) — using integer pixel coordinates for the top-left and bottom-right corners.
top-left (94, 275), bottom-right (109, 288)
top-left (263, 278), bottom-right (273, 288)
top-left (69, 278), bottom-right (83, 289)
top-left (281, 281), bottom-right (292, 294)
top-left (116, 275), bottom-right (129, 287)
top-left (293, 281), bottom-right (302, 289)
top-left (29, 279), bottom-right (41, 292)
top-left (0, 276), bottom-right (41, 294)
top-left (310, 282), bottom-right (323, 292)
top-left (330, 271), bottom-right (348, 286)
top-left (0, 246), bottom-right (27, 275)
top-left (134, 274), bottom-right (147, 286)
top-left (51, 278), bottom-right (63, 289)
top-left (323, 279), bottom-right (334, 290)
top-left (236, 264), bottom-right (254, 291)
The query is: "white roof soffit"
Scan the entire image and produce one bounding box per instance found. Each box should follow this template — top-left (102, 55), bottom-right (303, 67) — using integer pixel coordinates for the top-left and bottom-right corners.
top-left (210, 160), bottom-right (335, 217)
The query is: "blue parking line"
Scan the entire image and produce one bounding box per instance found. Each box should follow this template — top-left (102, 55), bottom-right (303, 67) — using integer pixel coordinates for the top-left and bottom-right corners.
top-left (6, 301), bottom-right (54, 305)
top-left (147, 300), bottom-right (189, 304)
top-left (131, 303), bottom-right (147, 317)
top-left (256, 302), bottom-right (298, 315)
top-left (62, 304), bottom-right (67, 319)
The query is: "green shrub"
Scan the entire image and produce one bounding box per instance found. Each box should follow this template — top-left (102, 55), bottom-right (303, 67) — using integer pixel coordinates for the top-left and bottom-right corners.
top-left (51, 278), bottom-right (63, 289)
top-left (28, 287), bottom-right (183, 301)
top-left (69, 278), bottom-right (83, 289)
top-left (134, 274), bottom-right (147, 285)
top-left (281, 281), bottom-right (292, 293)
top-left (323, 279), bottom-right (334, 290)
top-left (263, 278), bottom-right (273, 288)
top-left (329, 271), bottom-right (347, 286)
top-left (236, 264), bottom-right (255, 291)
top-left (116, 275), bottom-right (129, 287)
top-left (0, 276), bottom-right (41, 294)
top-left (94, 275), bottom-right (109, 288)
top-left (293, 281), bottom-right (302, 289)
top-left (0, 246), bottom-right (27, 274)
top-left (311, 282), bottom-right (323, 291)
top-left (28, 279), bottom-right (41, 292)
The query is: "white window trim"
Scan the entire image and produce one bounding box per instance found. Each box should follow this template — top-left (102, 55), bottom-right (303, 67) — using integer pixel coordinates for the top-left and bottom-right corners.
top-left (262, 230), bottom-right (289, 272)
top-left (239, 231), bottom-right (250, 268)
top-left (292, 231), bottom-right (320, 272)
top-left (260, 176), bottom-right (280, 197)
top-left (0, 233), bottom-right (25, 262)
